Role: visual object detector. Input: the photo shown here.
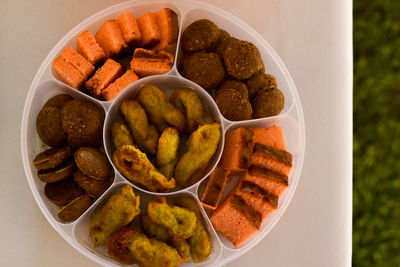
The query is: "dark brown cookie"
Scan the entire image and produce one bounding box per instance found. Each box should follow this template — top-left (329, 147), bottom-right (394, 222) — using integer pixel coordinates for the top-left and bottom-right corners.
top-left (74, 147), bottom-right (111, 180)
top-left (44, 177), bottom-right (83, 206)
top-left (32, 146), bottom-right (73, 171)
top-left (38, 161), bottom-right (75, 183)
top-left (73, 169), bottom-right (110, 198)
top-left (58, 194), bottom-right (93, 222)
top-left (36, 106), bottom-right (66, 147)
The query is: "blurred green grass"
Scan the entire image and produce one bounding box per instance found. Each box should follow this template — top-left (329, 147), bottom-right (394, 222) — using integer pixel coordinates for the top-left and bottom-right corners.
top-left (353, 0), bottom-right (400, 266)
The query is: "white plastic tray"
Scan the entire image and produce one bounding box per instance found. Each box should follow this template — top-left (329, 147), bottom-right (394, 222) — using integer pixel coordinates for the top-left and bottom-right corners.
top-left (20, 0), bottom-right (305, 266)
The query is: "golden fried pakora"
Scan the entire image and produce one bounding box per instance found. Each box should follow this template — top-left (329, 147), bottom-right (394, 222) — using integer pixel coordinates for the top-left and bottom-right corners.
top-left (147, 197), bottom-right (197, 239)
top-left (111, 122), bottom-right (134, 149)
top-left (174, 123), bottom-right (221, 187)
top-left (150, 239), bottom-right (182, 267)
top-left (113, 145), bottom-right (175, 192)
top-left (156, 127), bottom-right (180, 179)
top-left (120, 99), bottom-right (159, 155)
top-left (170, 88), bottom-right (214, 133)
top-left (174, 196), bottom-right (211, 262)
top-left (107, 226), bottom-right (136, 264)
top-left (89, 185), bottom-right (140, 247)
top-left (169, 238), bottom-right (190, 262)
top-left (138, 84), bottom-right (185, 132)
top-left (127, 229), bottom-right (155, 267)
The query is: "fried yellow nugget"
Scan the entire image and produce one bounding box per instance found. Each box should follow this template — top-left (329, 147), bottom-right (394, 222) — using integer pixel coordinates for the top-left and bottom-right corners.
top-left (174, 123), bottom-right (221, 187)
top-left (127, 229), bottom-right (155, 267)
top-left (111, 122), bottom-right (134, 149)
top-left (147, 197), bottom-right (197, 239)
top-left (138, 84), bottom-right (185, 132)
top-left (151, 239), bottom-right (182, 267)
top-left (142, 213), bottom-right (169, 242)
top-left (120, 99), bottom-right (159, 154)
top-left (107, 227), bottom-right (136, 264)
top-left (89, 185), bottom-right (140, 247)
top-left (170, 238), bottom-right (191, 262)
top-left (157, 127), bottom-right (180, 179)
top-left (113, 145), bottom-right (175, 192)
top-left (174, 196), bottom-right (211, 262)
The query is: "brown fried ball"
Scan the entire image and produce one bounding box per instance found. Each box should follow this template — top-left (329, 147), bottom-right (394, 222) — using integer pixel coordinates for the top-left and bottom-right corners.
top-left (252, 87), bottom-right (285, 118)
top-left (214, 37), bottom-right (238, 60)
top-left (218, 79), bottom-right (249, 99)
top-left (36, 106), bottom-right (66, 147)
top-left (44, 94), bottom-right (74, 109)
top-left (246, 73), bottom-right (277, 100)
top-left (181, 19), bottom-right (220, 52)
top-left (182, 52), bottom-right (225, 91)
top-left (223, 40), bottom-right (262, 79)
top-left (215, 89), bottom-right (252, 121)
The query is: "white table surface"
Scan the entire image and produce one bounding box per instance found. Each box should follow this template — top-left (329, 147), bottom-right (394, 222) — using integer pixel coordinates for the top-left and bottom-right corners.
top-left (0, 0), bottom-right (352, 266)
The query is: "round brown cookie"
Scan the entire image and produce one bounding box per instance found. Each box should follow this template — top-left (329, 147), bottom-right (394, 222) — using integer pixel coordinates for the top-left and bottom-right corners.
top-left (44, 177), bottom-right (83, 206)
top-left (182, 52), bottom-right (225, 91)
top-left (58, 194), bottom-right (93, 222)
top-left (61, 99), bottom-right (102, 139)
top-left (36, 106), bottom-right (66, 147)
top-left (252, 87), bottom-right (285, 118)
top-left (217, 79), bottom-right (249, 99)
top-left (246, 73), bottom-right (277, 100)
top-left (181, 19), bottom-right (220, 53)
top-left (67, 124), bottom-right (103, 149)
top-left (223, 40), bottom-right (262, 80)
top-left (74, 147), bottom-right (111, 180)
top-left (44, 94), bottom-right (74, 109)
top-left (38, 161), bottom-right (75, 183)
top-left (215, 89), bottom-right (252, 121)
top-left (73, 169), bottom-right (110, 198)
top-left (32, 146), bottom-right (73, 171)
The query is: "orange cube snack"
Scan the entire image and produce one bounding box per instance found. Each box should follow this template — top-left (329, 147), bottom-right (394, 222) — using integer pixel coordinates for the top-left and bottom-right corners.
top-left (102, 70), bottom-right (139, 101)
top-left (252, 125), bottom-right (287, 150)
top-left (130, 48), bottom-right (173, 77)
top-left (137, 12), bottom-right (160, 47)
top-left (153, 8), bottom-right (179, 51)
top-left (117, 13), bottom-right (142, 46)
top-left (52, 56), bottom-right (86, 89)
top-left (219, 128), bottom-right (254, 173)
top-left (251, 143), bottom-right (293, 176)
top-left (244, 166), bottom-right (288, 196)
top-left (201, 166), bottom-right (229, 211)
top-left (61, 46), bottom-right (94, 79)
top-left (77, 30), bottom-right (105, 65)
top-left (85, 59), bottom-right (123, 97)
top-left (95, 20), bottom-right (127, 58)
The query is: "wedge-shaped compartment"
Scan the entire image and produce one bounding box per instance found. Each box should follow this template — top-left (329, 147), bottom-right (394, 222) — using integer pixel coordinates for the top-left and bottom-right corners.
top-left (197, 115), bottom-right (302, 250)
top-left (73, 181), bottom-right (222, 266)
top-left (49, 2), bottom-right (184, 103)
top-left (103, 74), bottom-right (226, 194)
top-left (23, 79), bottom-right (114, 223)
top-left (177, 8), bottom-right (295, 122)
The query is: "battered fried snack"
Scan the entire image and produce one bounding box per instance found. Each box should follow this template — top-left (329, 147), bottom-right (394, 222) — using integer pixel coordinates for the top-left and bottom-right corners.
top-left (174, 196), bottom-right (211, 262)
top-left (246, 73), bottom-right (277, 100)
top-left (214, 36), bottom-right (238, 60)
top-left (74, 147), bottom-right (111, 180)
top-left (58, 194), bottom-right (93, 222)
top-left (181, 19), bottom-right (220, 52)
top-left (37, 161), bottom-right (75, 183)
top-left (150, 239), bottom-right (182, 267)
top-left (181, 52), bottom-right (225, 91)
top-left (73, 169), bottom-right (110, 198)
top-left (223, 39), bottom-right (262, 79)
top-left (252, 87), bottom-right (285, 118)
top-left (44, 177), bottom-right (83, 206)
top-left (89, 184), bottom-right (140, 247)
top-left (107, 226), bottom-right (136, 264)
top-left (111, 122), bottom-right (134, 149)
top-left (33, 146), bottom-right (73, 171)
top-left (169, 238), bottom-right (190, 262)
top-left (215, 89), bottom-right (252, 121)
top-left (142, 213), bottom-right (169, 242)
top-left (127, 228), bottom-right (155, 266)
top-left (137, 84), bottom-right (185, 132)
top-left (157, 127), bottom-right (180, 179)
top-left (170, 88), bottom-right (213, 133)
top-left (174, 123), bottom-right (221, 187)
top-left (217, 79), bottom-right (249, 99)
top-left (120, 99), bottom-right (159, 155)
top-left (113, 145), bottom-right (175, 192)
top-left (147, 197), bottom-right (197, 239)
top-left (36, 106), bottom-right (66, 147)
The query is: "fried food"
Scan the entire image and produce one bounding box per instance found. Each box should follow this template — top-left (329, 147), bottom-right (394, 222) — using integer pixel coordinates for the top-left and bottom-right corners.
top-left (223, 39), bottom-right (262, 79)
top-left (137, 84), bottom-right (185, 132)
top-left (215, 89), bottom-right (252, 121)
top-left (73, 169), bottom-right (110, 198)
top-left (142, 213), bottom-right (169, 242)
top-left (111, 122), bottom-right (134, 149)
top-left (43, 94), bottom-right (74, 109)
top-left (44, 177), bottom-right (83, 206)
top-left (74, 147), bottom-right (112, 180)
top-left (58, 194), bottom-right (93, 222)
top-left (170, 88), bottom-right (213, 133)
top-left (151, 239), bottom-right (182, 267)
top-left (252, 87), bottom-right (285, 118)
top-left (181, 52), bottom-right (225, 91)
top-left (107, 227), bottom-right (136, 264)
top-left (127, 228), bottom-right (155, 266)
top-left (33, 146), bottom-right (73, 171)
top-left (38, 161), bottom-right (75, 183)
top-left (89, 185), bottom-right (140, 247)
top-left (113, 145), bottom-right (175, 192)
top-left (218, 79), bottom-right (249, 99)
top-left (36, 106), bottom-right (66, 147)
top-left (181, 19), bottom-right (220, 53)
top-left (174, 123), bottom-right (221, 187)
top-left (246, 73), bottom-right (277, 100)
top-left (157, 127), bottom-right (180, 179)
top-left (174, 196), bottom-right (211, 262)
top-left (120, 99), bottom-right (159, 155)
top-left (147, 197), bottom-right (197, 239)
